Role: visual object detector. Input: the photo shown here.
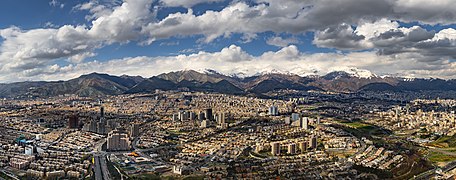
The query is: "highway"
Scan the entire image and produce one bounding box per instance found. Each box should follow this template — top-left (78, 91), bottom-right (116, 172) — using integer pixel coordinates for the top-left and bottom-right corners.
top-left (93, 138), bottom-right (111, 180)
top-left (93, 155), bottom-right (103, 180)
top-left (94, 153), bottom-right (111, 180)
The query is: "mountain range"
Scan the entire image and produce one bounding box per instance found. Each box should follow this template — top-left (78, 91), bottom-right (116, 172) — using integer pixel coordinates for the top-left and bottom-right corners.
top-left (1, 69), bottom-right (455, 98)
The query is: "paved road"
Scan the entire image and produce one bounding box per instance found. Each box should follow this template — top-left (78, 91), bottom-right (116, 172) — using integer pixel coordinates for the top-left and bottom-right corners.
top-left (93, 153), bottom-right (111, 180)
top-left (93, 156), bottom-right (104, 180)
top-left (93, 138), bottom-right (111, 180)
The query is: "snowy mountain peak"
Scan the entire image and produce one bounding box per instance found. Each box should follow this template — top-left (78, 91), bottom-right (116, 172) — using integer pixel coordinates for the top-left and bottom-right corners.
top-left (328, 67), bottom-right (377, 79)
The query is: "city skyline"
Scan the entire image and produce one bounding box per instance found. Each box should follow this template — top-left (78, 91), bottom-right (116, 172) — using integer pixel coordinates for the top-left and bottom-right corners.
top-left (1, 0), bottom-right (456, 82)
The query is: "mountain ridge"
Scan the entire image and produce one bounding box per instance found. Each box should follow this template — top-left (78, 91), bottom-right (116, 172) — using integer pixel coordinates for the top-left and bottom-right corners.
top-left (1, 70), bottom-right (456, 98)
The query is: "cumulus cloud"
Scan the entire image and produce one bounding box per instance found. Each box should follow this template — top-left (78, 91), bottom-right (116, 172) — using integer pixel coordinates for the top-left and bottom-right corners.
top-left (159, 0), bottom-right (225, 8)
top-left (313, 24), bottom-right (367, 50)
top-left (266, 36), bottom-right (300, 47)
top-left (0, 0), bottom-right (154, 76)
top-left (2, 0), bottom-right (456, 82)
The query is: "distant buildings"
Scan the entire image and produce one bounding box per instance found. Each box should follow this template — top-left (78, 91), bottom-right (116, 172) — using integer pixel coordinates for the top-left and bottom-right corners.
top-left (100, 106), bottom-right (105, 118)
top-left (310, 136), bottom-right (317, 149)
top-left (97, 118), bottom-right (106, 135)
top-left (288, 143), bottom-right (296, 154)
top-left (299, 141), bottom-right (307, 153)
top-left (67, 114), bottom-right (79, 129)
top-left (25, 146), bottom-right (34, 155)
top-left (217, 113), bottom-right (225, 125)
top-left (130, 123), bottom-right (140, 138)
top-left (198, 112), bottom-right (205, 121)
top-left (107, 130), bottom-right (131, 151)
top-left (291, 113), bottom-right (300, 121)
top-left (271, 142), bottom-right (280, 156)
top-left (269, 105), bottom-right (279, 116)
top-left (201, 120), bottom-right (208, 128)
top-left (205, 108), bottom-right (213, 121)
top-left (302, 117), bottom-right (309, 130)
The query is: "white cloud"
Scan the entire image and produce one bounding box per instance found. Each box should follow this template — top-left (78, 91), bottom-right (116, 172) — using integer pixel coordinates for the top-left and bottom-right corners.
top-left (159, 0), bottom-right (225, 8)
top-left (2, 0), bottom-right (456, 82)
top-left (49, 0), bottom-right (64, 8)
top-left (0, 0), bottom-right (155, 75)
top-left (266, 36), bottom-right (300, 47)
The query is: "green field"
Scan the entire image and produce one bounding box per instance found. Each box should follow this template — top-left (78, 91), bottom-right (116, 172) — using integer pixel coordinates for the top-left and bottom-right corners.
top-left (428, 135), bottom-right (456, 148)
top-left (428, 151), bottom-right (456, 163)
top-left (341, 122), bottom-right (371, 129)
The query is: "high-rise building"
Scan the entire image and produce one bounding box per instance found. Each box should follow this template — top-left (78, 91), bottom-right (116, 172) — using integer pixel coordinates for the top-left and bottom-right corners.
top-left (107, 130), bottom-right (131, 151)
top-left (201, 120), bottom-right (208, 128)
top-left (178, 111), bottom-right (189, 121)
top-left (189, 112), bottom-right (196, 121)
top-left (67, 114), bottom-right (79, 129)
top-left (85, 119), bottom-right (98, 133)
top-left (130, 123), bottom-right (140, 138)
top-left (25, 146), bottom-right (34, 155)
top-left (291, 113), bottom-right (300, 121)
top-left (100, 106), bottom-right (105, 118)
top-left (299, 141), bottom-right (308, 153)
top-left (198, 112), bottom-right (205, 121)
top-left (302, 117), bottom-right (309, 130)
top-left (288, 143), bottom-right (296, 154)
top-left (269, 105), bottom-right (278, 116)
top-left (172, 114), bottom-right (179, 121)
top-left (310, 136), bottom-right (317, 149)
top-left (218, 113), bottom-right (225, 125)
top-left (285, 117), bottom-right (291, 125)
top-left (205, 108), bottom-right (213, 121)
top-left (271, 142), bottom-right (280, 156)
top-left (292, 118), bottom-right (302, 127)
top-left (97, 117), bottom-right (107, 135)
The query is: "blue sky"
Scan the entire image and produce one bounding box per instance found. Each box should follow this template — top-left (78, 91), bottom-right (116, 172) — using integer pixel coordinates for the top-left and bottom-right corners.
top-left (1, 0), bottom-right (456, 82)
top-left (0, 0), bottom-right (332, 62)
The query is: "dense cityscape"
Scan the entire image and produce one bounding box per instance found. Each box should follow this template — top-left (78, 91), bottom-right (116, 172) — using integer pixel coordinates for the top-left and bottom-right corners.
top-left (1, 87), bottom-right (456, 179)
top-left (2, 0), bottom-right (456, 179)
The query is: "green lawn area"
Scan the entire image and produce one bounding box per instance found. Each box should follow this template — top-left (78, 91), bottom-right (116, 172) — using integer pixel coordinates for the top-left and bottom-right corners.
top-left (341, 122), bottom-right (371, 129)
top-left (429, 135), bottom-right (456, 148)
top-left (428, 151), bottom-right (456, 163)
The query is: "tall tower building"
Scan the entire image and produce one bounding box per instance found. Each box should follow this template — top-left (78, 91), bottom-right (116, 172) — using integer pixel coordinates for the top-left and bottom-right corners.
top-left (299, 141), bottom-right (308, 153)
top-left (288, 143), bottom-right (296, 154)
top-left (201, 120), bottom-right (208, 128)
top-left (205, 108), bottom-right (213, 121)
top-left (68, 114), bottom-right (79, 129)
top-left (291, 113), bottom-right (300, 121)
top-left (271, 142), bottom-right (281, 156)
top-left (198, 112), bottom-right (205, 121)
top-left (218, 113), bottom-right (225, 125)
top-left (89, 120), bottom-right (98, 133)
top-left (100, 106), bottom-right (105, 118)
top-left (302, 117), bottom-right (309, 130)
top-left (107, 130), bottom-right (131, 151)
top-left (269, 106), bottom-right (278, 116)
top-left (310, 136), bottom-right (317, 149)
top-left (97, 121), bottom-right (106, 135)
top-left (130, 123), bottom-right (140, 138)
